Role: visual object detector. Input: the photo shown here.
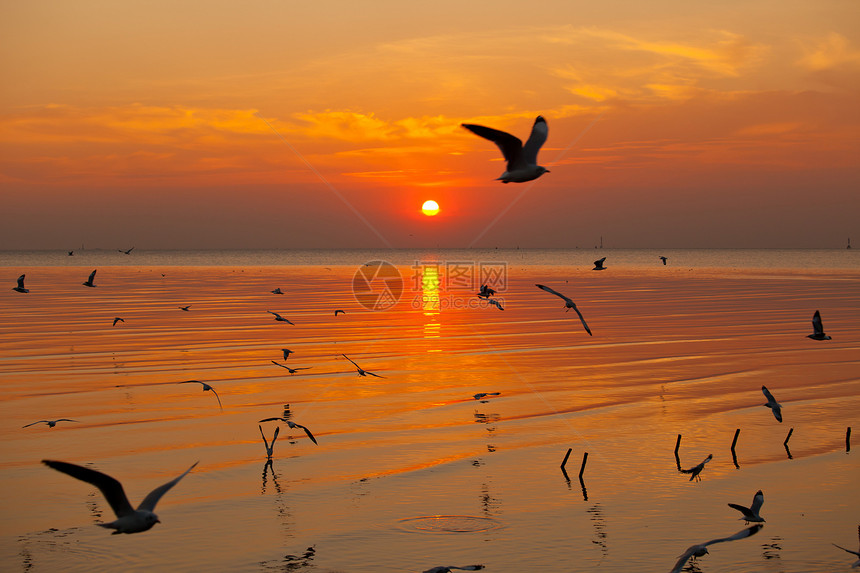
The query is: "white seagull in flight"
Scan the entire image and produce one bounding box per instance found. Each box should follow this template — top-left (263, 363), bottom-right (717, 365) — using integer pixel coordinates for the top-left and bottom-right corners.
top-left (82, 269), bottom-right (97, 287)
top-left (461, 115), bottom-right (549, 183)
top-left (535, 284), bottom-right (592, 335)
top-left (761, 386), bottom-right (782, 422)
top-left (178, 380), bottom-right (223, 410)
top-left (42, 459), bottom-right (198, 534)
top-left (669, 524), bottom-right (763, 573)
top-left (13, 274), bottom-right (29, 293)
top-left (807, 310), bottom-right (832, 340)
top-left (342, 354), bottom-right (385, 378)
top-left (728, 490), bottom-right (766, 523)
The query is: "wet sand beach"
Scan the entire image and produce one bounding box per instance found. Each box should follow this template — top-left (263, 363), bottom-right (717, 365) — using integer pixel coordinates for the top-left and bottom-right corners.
top-left (1, 249), bottom-right (858, 572)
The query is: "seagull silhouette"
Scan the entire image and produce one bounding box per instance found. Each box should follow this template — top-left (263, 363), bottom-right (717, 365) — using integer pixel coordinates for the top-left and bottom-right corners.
top-left (281, 348), bottom-right (294, 361)
top-left (267, 311), bottom-right (294, 325)
top-left (342, 354), bottom-right (385, 378)
top-left (681, 454), bottom-right (713, 481)
top-left (728, 490), bottom-right (765, 523)
top-left (761, 386), bottom-right (782, 422)
top-left (423, 566), bottom-right (484, 573)
top-left (178, 305), bottom-right (192, 311)
top-left (82, 269), bottom-right (97, 287)
top-left (535, 284), bottom-right (592, 335)
top-left (259, 424), bottom-right (280, 460)
top-left (461, 115), bottom-right (549, 183)
top-left (659, 256), bottom-right (668, 265)
top-left (807, 310), bottom-right (832, 340)
top-left (13, 274), bottom-right (29, 293)
top-left (43, 459), bottom-right (198, 534)
top-left (118, 247), bottom-right (134, 255)
top-left (334, 309), bottom-right (346, 316)
top-left (178, 380), bottom-right (222, 410)
top-left (259, 417), bottom-right (318, 445)
top-left (68, 250), bottom-right (74, 256)
top-left (593, 257), bottom-right (606, 271)
top-left (477, 284), bottom-right (496, 298)
top-left (271, 288), bottom-right (284, 294)
top-left (473, 392), bottom-right (501, 401)
top-left (669, 524), bottom-right (763, 573)
top-left (832, 525), bottom-right (860, 567)
top-left (112, 317), bottom-right (125, 326)
top-left (271, 360), bottom-right (312, 374)
top-left (23, 419), bottom-right (78, 428)
top-left (486, 298), bottom-right (504, 311)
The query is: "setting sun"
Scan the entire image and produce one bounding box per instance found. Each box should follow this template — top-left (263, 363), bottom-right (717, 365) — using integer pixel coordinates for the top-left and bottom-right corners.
top-left (421, 200), bottom-right (440, 216)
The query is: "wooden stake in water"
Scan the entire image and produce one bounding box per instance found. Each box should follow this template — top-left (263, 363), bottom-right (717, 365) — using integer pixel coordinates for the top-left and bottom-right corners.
top-left (847, 427), bottom-right (852, 453)
top-left (561, 448), bottom-right (573, 470)
top-left (731, 428), bottom-right (740, 451)
top-left (579, 452), bottom-right (589, 479)
top-left (675, 434), bottom-right (682, 455)
top-left (784, 428), bottom-right (794, 446)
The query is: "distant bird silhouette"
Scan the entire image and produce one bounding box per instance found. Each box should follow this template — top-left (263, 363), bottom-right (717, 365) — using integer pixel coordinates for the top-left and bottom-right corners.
top-left (42, 459), bottom-right (198, 534)
top-left (13, 274), bottom-right (29, 293)
top-left (593, 257), bottom-right (606, 270)
top-left (761, 386), bottom-right (782, 422)
top-left (461, 115), bottom-right (549, 183)
top-left (112, 317), bottom-right (125, 326)
top-left (807, 310), bottom-right (832, 340)
top-left (669, 524), bottom-right (763, 573)
top-left (271, 288), bottom-right (283, 294)
top-left (681, 454), bottom-right (713, 481)
top-left (259, 424), bottom-right (279, 460)
top-left (281, 348), bottom-right (293, 361)
top-left (486, 298), bottom-right (504, 311)
top-left (728, 490), bottom-right (765, 523)
top-left (832, 525), bottom-right (860, 567)
top-left (118, 247), bottom-right (134, 255)
top-left (267, 311), bottom-right (294, 325)
top-left (473, 392), bottom-right (501, 401)
top-left (342, 354), bottom-right (385, 378)
top-left (82, 269), bottom-right (97, 287)
top-left (334, 309), bottom-right (346, 316)
top-left (178, 380), bottom-right (222, 410)
top-left (68, 250), bottom-right (74, 256)
top-left (23, 419), bottom-right (78, 428)
top-left (423, 566), bottom-right (484, 573)
top-left (178, 305), bottom-right (192, 311)
top-left (659, 256), bottom-right (668, 265)
top-left (271, 360), bottom-right (312, 374)
top-left (477, 284), bottom-right (496, 298)
top-left (535, 284), bottom-right (592, 335)
top-left (259, 417), bottom-right (318, 445)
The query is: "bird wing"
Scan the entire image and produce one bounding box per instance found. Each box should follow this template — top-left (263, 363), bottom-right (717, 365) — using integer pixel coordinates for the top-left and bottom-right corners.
top-left (812, 310), bottom-right (824, 334)
top-left (57, 418), bottom-right (78, 423)
top-left (293, 423), bottom-right (318, 445)
top-left (272, 426), bottom-right (279, 444)
top-left (594, 257), bottom-right (606, 266)
top-left (17, 275), bottom-right (26, 288)
top-left (259, 417), bottom-right (285, 423)
top-left (137, 461), bottom-right (199, 512)
top-left (209, 387), bottom-right (223, 410)
top-left (88, 270), bottom-right (97, 282)
top-left (761, 386), bottom-right (777, 403)
top-left (669, 545), bottom-right (701, 573)
top-left (268, 311), bottom-right (281, 319)
top-left (367, 371), bottom-right (386, 378)
top-left (771, 404), bottom-right (782, 422)
top-left (535, 283), bottom-right (571, 303)
top-left (572, 306), bottom-right (592, 336)
top-left (43, 460), bottom-right (135, 518)
top-left (728, 503), bottom-right (753, 518)
top-left (178, 380), bottom-right (203, 387)
top-left (23, 420), bottom-right (49, 428)
top-left (520, 116), bottom-right (548, 166)
top-left (749, 491), bottom-right (764, 514)
top-left (461, 123), bottom-right (523, 170)
top-left (832, 543), bottom-right (860, 557)
top-left (342, 354), bottom-right (361, 369)
top-left (259, 425), bottom-right (268, 449)
top-left (271, 360), bottom-right (289, 369)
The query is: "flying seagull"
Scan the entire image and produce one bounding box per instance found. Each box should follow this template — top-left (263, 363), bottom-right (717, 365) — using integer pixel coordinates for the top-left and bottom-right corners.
top-left (807, 310), bottom-right (832, 340)
top-left (281, 348), bottom-right (293, 361)
top-left (82, 269), bottom-right (97, 287)
top-left (259, 417), bottom-right (318, 445)
top-left (267, 311), bottom-right (294, 325)
top-left (593, 257), bottom-right (606, 271)
top-left (728, 490), bottom-right (765, 523)
top-left (42, 459), bottom-right (198, 534)
top-left (178, 380), bottom-right (223, 410)
top-left (474, 392), bottom-right (501, 401)
top-left (271, 360), bottom-right (312, 374)
top-left (477, 284), bottom-right (496, 298)
top-left (118, 247), bottom-right (134, 255)
top-left (342, 354), bottom-right (385, 378)
top-left (334, 309), bottom-right (346, 316)
top-left (23, 419), bottom-right (78, 428)
top-left (68, 250), bottom-right (74, 256)
top-left (259, 424), bottom-right (280, 460)
top-left (423, 566), bottom-right (484, 573)
top-left (271, 288), bottom-right (284, 294)
top-left (461, 115), bottom-right (549, 183)
top-left (13, 274), bottom-right (29, 293)
top-left (535, 284), bottom-right (592, 335)
top-left (659, 256), bottom-right (668, 265)
top-left (761, 386), bottom-right (782, 422)
top-left (669, 524), bottom-right (764, 573)
top-left (681, 454), bottom-right (713, 482)
top-left (178, 305), bottom-right (192, 311)
top-left (486, 298), bottom-right (504, 311)
top-left (112, 317), bottom-right (125, 326)
top-left (832, 525), bottom-right (860, 568)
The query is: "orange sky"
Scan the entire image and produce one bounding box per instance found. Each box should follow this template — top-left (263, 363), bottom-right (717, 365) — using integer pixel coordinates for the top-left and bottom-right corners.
top-left (1, 0), bottom-right (859, 249)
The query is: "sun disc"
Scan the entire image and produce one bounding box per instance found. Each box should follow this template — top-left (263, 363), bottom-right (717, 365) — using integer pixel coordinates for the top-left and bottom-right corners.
top-left (421, 200), bottom-right (440, 216)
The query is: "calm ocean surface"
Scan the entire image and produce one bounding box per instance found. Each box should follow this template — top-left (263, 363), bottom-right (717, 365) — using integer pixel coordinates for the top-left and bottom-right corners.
top-left (1, 249), bottom-right (858, 572)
